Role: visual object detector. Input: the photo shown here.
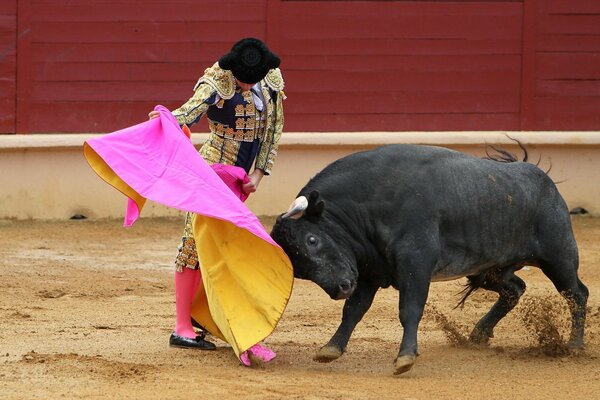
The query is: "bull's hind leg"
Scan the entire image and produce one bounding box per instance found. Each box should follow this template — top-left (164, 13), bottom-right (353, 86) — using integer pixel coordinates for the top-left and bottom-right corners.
top-left (467, 268), bottom-right (526, 344)
top-left (535, 196), bottom-right (588, 348)
top-left (539, 260), bottom-right (589, 349)
top-left (314, 278), bottom-right (378, 362)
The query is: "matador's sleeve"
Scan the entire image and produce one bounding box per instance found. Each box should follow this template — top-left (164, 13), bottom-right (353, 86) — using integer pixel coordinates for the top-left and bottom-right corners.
top-left (255, 69), bottom-right (285, 175)
top-left (171, 83), bottom-right (216, 127)
top-left (172, 63), bottom-right (236, 127)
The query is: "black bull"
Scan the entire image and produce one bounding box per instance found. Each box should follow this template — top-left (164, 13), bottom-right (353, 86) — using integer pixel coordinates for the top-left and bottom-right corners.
top-left (270, 144), bottom-right (588, 375)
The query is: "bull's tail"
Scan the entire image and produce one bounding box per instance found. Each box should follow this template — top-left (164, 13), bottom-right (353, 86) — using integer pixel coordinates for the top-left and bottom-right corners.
top-left (454, 275), bottom-right (485, 309)
top-left (483, 136), bottom-right (554, 176)
top-left (483, 136), bottom-right (527, 163)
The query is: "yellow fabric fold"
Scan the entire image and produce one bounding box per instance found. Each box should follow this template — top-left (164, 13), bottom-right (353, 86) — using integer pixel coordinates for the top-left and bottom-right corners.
top-left (83, 144), bottom-right (147, 215)
top-left (191, 215), bottom-right (293, 357)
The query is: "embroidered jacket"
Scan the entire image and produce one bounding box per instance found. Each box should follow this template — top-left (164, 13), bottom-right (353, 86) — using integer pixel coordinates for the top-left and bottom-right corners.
top-left (172, 62), bottom-right (285, 175)
top-left (172, 63), bottom-right (285, 271)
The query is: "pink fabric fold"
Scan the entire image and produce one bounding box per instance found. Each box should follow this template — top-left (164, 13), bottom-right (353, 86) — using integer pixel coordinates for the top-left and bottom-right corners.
top-left (85, 105), bottom-right (277, 247)
top-left (240, 343), bottom-right (277, 366)
top-left (211, 164), bottom-right (251, 203)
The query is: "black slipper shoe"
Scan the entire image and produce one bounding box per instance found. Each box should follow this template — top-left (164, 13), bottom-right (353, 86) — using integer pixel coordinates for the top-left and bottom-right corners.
top-left (169, 332), bottom-right (216, 350)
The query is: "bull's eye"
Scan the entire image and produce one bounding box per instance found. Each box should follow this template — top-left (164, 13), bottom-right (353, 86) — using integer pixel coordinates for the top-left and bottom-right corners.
top-left (307, 235), bottom-right (318, 246)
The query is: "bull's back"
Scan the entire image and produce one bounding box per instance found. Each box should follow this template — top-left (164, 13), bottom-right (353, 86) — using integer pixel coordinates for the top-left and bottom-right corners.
top-left (306, 144), bottom-right (550, 210)
top-left (303, 144), bottom-right (570, 278)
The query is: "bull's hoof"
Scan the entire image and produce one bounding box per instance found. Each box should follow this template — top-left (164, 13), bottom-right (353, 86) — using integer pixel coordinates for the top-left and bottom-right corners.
top-left (567, 337), bottom-right (585, 350)
top-left (469, 326), bottom-right (493, 345)
top-left (313, 345), bottom-right (343, 362)
top-left (393, 354), bottom-right (416, 375)
top-left (567, 338), bottom-right (585, 352)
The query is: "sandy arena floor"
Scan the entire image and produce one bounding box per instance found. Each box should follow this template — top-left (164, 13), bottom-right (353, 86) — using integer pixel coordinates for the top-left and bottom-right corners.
top-left (1, 215), bottom-right (600, 399)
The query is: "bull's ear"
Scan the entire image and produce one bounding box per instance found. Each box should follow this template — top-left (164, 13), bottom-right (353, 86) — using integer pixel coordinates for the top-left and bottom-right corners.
top-left (307, 190), bottom-right (325, 217)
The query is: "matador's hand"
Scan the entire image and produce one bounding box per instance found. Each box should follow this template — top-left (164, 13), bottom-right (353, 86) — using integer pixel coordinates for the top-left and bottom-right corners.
top-left (242, 169), bottom-right (265, 194)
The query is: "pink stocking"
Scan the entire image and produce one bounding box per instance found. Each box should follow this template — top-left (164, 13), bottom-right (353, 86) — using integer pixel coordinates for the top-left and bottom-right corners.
top-left (174, 267), bottom-right (200, 338)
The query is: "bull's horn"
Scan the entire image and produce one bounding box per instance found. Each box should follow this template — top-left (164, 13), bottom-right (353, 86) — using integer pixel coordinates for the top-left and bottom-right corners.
top-left (281, 196), bottom-right (308, 219)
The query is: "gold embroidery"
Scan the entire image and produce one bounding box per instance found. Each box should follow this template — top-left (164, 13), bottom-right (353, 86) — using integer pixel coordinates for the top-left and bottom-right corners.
top-left (242, 90), bottom-right (253, 103)
top-left (264, 68), bottom-right (284, 91)
top-left (235, 104), bottom-right (245, 116)
top-left (235, 118), bottom-right (245, 130)
top-left (171, 84), bottom-right (214, 127)
top-left (175, 213), bottom-right (200, 272)
top-left (201, 133), bottom-right (271, 167)
top-left (208, 120), bottom-right (258, 142)
top-left (255, 90), bottom-right (284, 175)
top-left (201, 134), bottom-right (243, 166)
top-left (194, 62), bottom-right (235, 99)
top-left (235, 101), bottom-right (255, 118)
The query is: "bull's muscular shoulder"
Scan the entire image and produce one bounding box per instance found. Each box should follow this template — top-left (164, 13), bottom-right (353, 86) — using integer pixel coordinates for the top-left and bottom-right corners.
top-left (264, 68), bottom-right (284, 92)
top-left (193, 62), bottom-right (236, 99)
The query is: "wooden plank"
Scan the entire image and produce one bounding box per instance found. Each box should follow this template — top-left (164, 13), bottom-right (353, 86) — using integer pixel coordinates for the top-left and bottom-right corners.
top-left (32, 81), bottom-right (195, 102)
top-left (25, 103), bottom-right (521, 133)
top-left (280, 37), bottom-right (522, 56)
top-left (278, 2), bottom-right (522, 36)
top-left (284, 69), bottom-right (521, 93)
top-left (536, 53), bottom-right (600, 80)
top-left (32, 67), bottom-right (521, 94)
top-left (532, 97), bottom-right (600, 130)
top-left (265, 0), bottom-right (283, 52)
top-left (24, 101), bottom-right (196, 133)
top-left (32, 62), bottom-right (205, 82)
top-left (543, 0), bottom-right (600, 15)
top-left (29, 42), bottom-right (240, 63)
top-left (281, 54), bottom-right (521, 72)
top-left (536, 79), bottom-right (600, 97)
top-left (280, 14), bottom-right (521, 40)
top-left (0, 1), bottom-right (17, 14)
top-left (279, 1), bottom-right (522, 18)
top-left (25, 90), bottom-right (521, 130)
top-left (283, 92), bottom-right (519, 114)
top-left (283, 113), bottom-right (521, 132)
top-left (538, 15), bottom-right (600, 35)
top-left (30, 0), bottom-right (265, 22)
top-left (28, 21), bottom-right (264, 43)
top-left (520, 0), bottom-right (537, 130)
top-left (537, 34), bottom-right (600, 53)
top-left (533, 97), bottom-right (600, 114)
top-left (0, 0), bottom-right (16, 133)
top-left (0, 89), bottom-right (16, 133)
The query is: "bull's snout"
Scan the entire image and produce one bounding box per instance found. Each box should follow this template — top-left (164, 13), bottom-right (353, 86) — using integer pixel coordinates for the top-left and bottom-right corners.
top-left (335, 279), bottom-right (356, 300)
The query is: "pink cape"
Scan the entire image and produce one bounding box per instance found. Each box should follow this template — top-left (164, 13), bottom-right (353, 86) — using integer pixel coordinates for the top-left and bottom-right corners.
top-left (83, 105), bottom-right (293, 361)
top-left (86, 105), bottom-right (273, 242)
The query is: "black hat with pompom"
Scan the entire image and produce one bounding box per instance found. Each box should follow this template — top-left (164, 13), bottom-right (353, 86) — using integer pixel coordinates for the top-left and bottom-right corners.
top-left (218, 38), bottom-right (280, 84)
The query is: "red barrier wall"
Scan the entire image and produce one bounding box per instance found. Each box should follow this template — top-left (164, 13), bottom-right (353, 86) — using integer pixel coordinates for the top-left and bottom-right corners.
top-left (1, 0), bottom-right (599, 133)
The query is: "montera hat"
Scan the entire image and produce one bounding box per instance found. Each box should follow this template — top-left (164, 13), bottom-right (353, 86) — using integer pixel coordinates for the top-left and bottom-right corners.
top-left (218, 38), bottom-right (280, 84)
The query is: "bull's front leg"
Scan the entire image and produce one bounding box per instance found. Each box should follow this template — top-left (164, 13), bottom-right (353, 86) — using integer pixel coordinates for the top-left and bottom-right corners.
top-left (393, 246), bottom-right (435, 375)
top-left (314, 278), bottom-right (378, 362)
